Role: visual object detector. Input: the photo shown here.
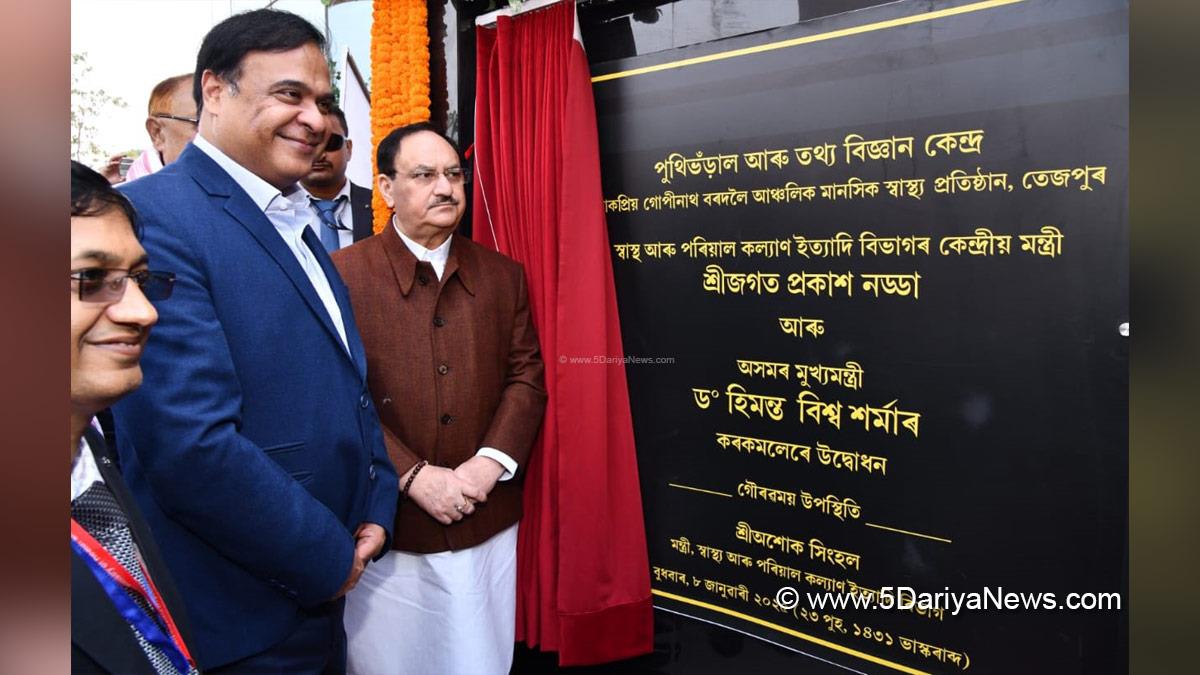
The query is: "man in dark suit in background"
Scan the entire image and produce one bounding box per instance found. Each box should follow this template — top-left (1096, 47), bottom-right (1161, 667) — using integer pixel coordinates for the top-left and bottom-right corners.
top-left (302, 107), bottom-right (374, 250)
top-left (70, 160), bottom-right (195, 674)
top-left (112, 9), bottom-right (398, 672)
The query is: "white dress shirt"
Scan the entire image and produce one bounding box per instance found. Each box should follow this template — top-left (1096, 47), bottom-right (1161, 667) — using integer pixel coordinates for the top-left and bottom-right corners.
top-left (393, 225), bottom-right (518, 482)
top-left (71, 425), bottom-right (104, 501)
top-left (193, 135), bottom-right (349, 352)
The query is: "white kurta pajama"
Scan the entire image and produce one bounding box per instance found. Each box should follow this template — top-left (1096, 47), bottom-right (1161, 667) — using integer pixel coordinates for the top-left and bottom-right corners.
top-left (344, 230), bottom-right (521, 675)
top-left (344, 524), bottom-right (518, 675)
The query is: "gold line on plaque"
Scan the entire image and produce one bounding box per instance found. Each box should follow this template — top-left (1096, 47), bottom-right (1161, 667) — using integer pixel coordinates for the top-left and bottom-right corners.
top-left (592, 0), bottom-right (1025, 83)
top-left (651, 589), bottom-right (932, 675)
top-left (864, 522), bottom-right (952, 544)
top-left (669, 483), bottom-right (733, 498)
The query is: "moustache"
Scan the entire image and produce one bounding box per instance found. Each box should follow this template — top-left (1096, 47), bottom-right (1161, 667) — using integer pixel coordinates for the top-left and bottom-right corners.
top-left (429, 198), bottom-right (459, 208)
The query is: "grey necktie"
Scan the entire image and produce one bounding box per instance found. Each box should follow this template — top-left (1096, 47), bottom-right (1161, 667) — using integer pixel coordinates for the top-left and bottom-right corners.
top-left (312, 196), bottom-right (349, 252)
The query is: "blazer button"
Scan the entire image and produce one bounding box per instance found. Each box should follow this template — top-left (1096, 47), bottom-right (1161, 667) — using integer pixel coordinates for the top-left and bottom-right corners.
top-left (437, 364), bottom-right (449, 375)
top-left (441, 414), bottom-right (453, 425)
top-left (433, 316), bottom-right (446, 327)
top-left (369, 465), bottom-right (377, 480)
top-left (360, 394), bottom-right (370, 409)
top-left (417, 275), bottom-right (429, 286)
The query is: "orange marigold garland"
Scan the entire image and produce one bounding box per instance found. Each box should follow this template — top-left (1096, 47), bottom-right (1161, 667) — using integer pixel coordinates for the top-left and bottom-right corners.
top-left (370, 0), bottom-right (431, 232)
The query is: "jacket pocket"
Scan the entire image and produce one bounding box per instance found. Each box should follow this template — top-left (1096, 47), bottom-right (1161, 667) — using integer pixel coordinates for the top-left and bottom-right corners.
top-left (262, 441), bottom-right (305, 455)
top-left (262, 441), bottom-right (309, 483)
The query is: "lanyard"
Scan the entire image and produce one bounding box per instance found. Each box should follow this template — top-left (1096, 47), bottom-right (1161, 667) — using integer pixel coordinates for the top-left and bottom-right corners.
top-left (71, 519), bottom-right (193, 673)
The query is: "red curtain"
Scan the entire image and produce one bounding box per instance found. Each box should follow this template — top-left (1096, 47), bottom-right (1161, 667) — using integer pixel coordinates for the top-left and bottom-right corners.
top-left (473, 0), bottom-right (653, 666)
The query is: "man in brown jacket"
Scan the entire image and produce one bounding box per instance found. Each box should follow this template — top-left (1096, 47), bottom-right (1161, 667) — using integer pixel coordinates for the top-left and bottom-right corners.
top-left (332, 122), bottom-right (546, 674)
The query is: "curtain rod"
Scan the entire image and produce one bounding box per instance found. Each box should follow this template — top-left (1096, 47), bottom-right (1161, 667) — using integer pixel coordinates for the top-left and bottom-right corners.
top-left (475, 0), bottom-right (571, 28)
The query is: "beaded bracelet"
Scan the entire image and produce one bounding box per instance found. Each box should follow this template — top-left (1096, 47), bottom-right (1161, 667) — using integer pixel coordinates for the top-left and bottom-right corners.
top-left (402, 460), bottom-right (428, 497)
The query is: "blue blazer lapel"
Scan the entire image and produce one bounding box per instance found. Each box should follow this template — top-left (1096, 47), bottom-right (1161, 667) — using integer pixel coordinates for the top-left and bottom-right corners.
top-left (183, 150), bottom-right (358, 371)
top-left (301, 227), bottom-right (368, 381)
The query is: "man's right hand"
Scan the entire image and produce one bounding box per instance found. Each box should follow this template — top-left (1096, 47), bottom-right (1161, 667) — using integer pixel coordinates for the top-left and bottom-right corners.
top-left (330, 522), bottom-right (387, 600)
top-left (406, 465), bottom-right (487, 525)
top-left (332, 547), bottom-right (366, 600)
top-left (101, 152), bottom-right (125, 184)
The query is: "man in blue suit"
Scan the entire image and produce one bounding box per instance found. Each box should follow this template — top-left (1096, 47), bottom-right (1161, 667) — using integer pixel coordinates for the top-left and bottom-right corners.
top-left (113, 9), bottom-right (398, 672)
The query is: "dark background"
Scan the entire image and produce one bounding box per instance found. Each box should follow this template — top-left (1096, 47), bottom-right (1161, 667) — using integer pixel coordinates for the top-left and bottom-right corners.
top-left (589, 0), bottom-right (1127, 672)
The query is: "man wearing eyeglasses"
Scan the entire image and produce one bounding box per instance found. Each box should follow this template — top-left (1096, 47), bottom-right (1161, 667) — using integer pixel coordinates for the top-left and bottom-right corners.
top-left (122, 74), bottom-right (198, 183)
top-left (301, 107), bottom-right (373, 251)
top-left (332, 122), bottom-right (546, 675)
top-left (70, 160), bottom-right (197, 674)
top-left (111, 9), bottom-right (398, 673)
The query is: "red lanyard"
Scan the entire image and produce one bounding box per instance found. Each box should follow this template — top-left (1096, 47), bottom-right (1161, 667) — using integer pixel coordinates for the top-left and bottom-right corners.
top-left (71, 518), bottom-right (194, 669)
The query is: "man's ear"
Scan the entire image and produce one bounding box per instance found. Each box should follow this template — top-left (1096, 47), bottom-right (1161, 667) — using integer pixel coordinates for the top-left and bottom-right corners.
top-left (344, 138), bottom-right (353, 160)
top-left (377, 173), bottom-right (395, 209)
top-left (200, 70), bottom-right (226, 115)
top-left (146, 118), bottom-right (167, 154)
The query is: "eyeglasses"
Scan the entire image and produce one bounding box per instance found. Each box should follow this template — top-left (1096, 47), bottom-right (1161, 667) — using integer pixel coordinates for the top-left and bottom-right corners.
top-left (325, 133), bottom-right (346, 152)
top-left (404, 168), bottom-right (470, 185)
top-left (151, 113), bottom-right (199, 126)
top-left (71, 268), bottom-right (176, 304)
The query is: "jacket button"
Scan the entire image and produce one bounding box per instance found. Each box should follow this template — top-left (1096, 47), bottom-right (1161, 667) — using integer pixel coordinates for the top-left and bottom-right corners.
top-left (369, 465), bottom-right (377, 480)
top-left (360, 394), bottom-right (370, 409)
top-left (433, 316), bottom-right (446, 327)
top-left (437, 364), bottom-right (449, 375)
top-left (417, 275), bottom-right (429, 286)
top-left (441, 414), bottom-right (453, 425)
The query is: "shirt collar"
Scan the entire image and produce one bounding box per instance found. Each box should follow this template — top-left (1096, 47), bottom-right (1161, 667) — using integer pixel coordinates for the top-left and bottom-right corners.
top-left (381, 222), bottom-right (473, 297)
top-left (193, 134), bottom-right (307, 214)
top-left (146, 147), bottom-right (164, 172)
top-left (71, 418), bottom-right (105, 501)
top-left (394, 222), bottom-right (453, 269)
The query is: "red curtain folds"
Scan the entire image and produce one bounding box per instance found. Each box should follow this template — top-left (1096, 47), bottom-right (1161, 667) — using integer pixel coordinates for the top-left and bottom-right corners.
top-left (473, 0), bottom-right (653, 666)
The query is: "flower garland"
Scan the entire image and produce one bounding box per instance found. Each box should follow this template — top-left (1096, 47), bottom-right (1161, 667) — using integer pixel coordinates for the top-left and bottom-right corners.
top-left (370, 0), bottom-right (430, 232)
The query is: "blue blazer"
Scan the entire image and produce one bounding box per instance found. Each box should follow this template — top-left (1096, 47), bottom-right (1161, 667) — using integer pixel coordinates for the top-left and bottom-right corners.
top-left (113, 145), bottom-right (398, 669)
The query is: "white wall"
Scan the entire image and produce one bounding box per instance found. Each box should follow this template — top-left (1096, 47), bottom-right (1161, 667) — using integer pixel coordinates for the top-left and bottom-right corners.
top-left (338, 50), bottom-right (374, 188)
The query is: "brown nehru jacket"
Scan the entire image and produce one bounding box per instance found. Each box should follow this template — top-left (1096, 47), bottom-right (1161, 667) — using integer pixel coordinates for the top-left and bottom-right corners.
top-left (332, 225), bottom-right (546, 553)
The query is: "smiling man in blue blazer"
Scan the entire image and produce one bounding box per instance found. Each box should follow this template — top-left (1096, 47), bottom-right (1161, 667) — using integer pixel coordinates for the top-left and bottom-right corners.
top-left (112, 9), bottom-right (398, 672)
